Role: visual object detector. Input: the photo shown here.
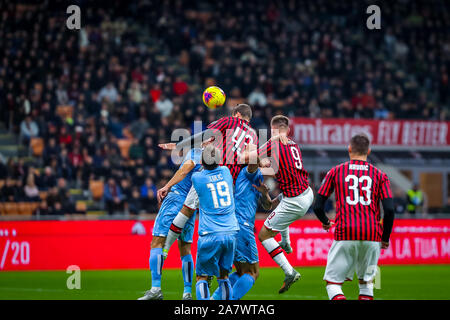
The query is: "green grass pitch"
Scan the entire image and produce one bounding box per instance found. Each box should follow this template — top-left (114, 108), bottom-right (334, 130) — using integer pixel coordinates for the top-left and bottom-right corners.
top-left (0, 265), bottom-right (449, 300)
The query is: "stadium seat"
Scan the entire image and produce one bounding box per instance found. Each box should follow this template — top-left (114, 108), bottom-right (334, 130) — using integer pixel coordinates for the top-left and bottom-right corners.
top-left (0, 203), bottom-right (5, 215)
top-left (18, 202), bottom-right (33, 216)
top-left (39, 191), bottom-right (48, 200)
top-left (117, 139), bottom-right (132, 158)
top-left (4, 202), bottom-right (19, 215)
top-left (30, 202), bottom-right (40, 212)
top-left (56, 105), bottom-right (74, 120)
top-left (30, 137), bottom-right (44, 157)
top-left (89, 180), bottom-right (104, 200)
top-left (76, 201), bottom-right (87, 212)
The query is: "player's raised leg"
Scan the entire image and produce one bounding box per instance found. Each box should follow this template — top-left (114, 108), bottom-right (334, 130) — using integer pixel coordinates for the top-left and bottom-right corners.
top-left (258, 226), bottom-right (300, 293)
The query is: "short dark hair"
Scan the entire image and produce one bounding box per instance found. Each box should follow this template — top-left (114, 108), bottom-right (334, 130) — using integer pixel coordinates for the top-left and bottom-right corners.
top-left (201, 145), bottom-right (221, 170)
top-left (232, 104), bottom-right (252, 121)
top-left (350, 133), bottom-right (370, 155)
top-left (270, 115), bottom-right (290, 128)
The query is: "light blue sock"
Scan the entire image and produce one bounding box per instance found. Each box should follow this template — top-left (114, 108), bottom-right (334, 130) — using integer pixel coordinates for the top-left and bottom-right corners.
top-left (196, 280), bottom-right (210, 300)
top-left (218, 279), bottom-right (233, 300)
top-left (149, 248), bottom-right (164, 288)
top-left (232, 273), bottom-right (255, 300)
top-left (212, 272), bottom-right (240, 300)
top-left (229, 272), bottom-right (240, 286)
top-left (181, 254), bottom-right (194, 294)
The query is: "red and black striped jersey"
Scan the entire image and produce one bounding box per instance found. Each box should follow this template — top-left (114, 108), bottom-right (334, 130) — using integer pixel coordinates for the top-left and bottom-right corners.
top-left (259, 139), bottom-right (309, 197)
top-left (207, 116), bottom-right (258, 183)
top-left (318, 160), bottom-right (393, 242)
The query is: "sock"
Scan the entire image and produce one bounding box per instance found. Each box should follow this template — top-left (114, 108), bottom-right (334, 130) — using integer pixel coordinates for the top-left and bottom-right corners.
top-left (262, 238), bottom-right (294, 275)
top-left (229, 271), bottom-right (240, 286)
top-left (149, 248), bottom-right (164, 288)
top-left (358, 282), bottom-right (374, 300)
top-left (181, 254), bottom-right (194, 294)
top-left (218, 279), bottom-right (233, 300)
top-left (326, 283), bottom-right (346, 300)
top-left (196, 280), bottom-right (210, 300)
top-left (280, 228), bottom-right (291, 245)
top-left (164, 212), bottom-right (189, 253)
top-left (232, 273), bottom-right (255, 300)
top-left (212, 271), bottom-right (240, 300)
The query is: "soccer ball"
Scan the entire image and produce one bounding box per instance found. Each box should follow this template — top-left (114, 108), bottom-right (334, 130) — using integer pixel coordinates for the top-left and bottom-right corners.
top-left (202, 86), bottom-right (226, 109)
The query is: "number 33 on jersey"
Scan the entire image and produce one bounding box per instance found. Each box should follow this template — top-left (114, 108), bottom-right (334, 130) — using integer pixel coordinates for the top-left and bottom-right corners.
top-left (317, 160), bottom-right (393, 241)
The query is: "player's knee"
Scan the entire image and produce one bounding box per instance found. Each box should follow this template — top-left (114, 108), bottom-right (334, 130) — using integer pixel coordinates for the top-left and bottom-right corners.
top-left (151, 236), bottom-right (165, 248)
top-left (197, 275), bottom-right (208, 282)
top-left (178, 241), bottom-right (191, 256)
top-left (250, 269), bottom-right (259, 280)
top-left (258, 227), bottom-right (271, 242)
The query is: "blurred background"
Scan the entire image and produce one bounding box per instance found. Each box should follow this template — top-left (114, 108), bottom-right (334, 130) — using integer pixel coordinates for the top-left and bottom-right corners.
top-left (0, 0), bottom-right (449, 220)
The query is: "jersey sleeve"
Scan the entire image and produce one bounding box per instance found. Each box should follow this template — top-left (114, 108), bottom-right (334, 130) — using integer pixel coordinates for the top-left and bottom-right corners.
top-left (317, 167), bottom-right (336, 197)
top-left (379, 173), bottom-right (393, 200)
top-left (207, 117), bottom-right (230, 133)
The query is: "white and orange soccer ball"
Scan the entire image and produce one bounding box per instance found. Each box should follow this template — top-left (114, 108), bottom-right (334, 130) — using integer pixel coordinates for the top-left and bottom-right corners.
top-left (202, 86), bottom-right (226, 109)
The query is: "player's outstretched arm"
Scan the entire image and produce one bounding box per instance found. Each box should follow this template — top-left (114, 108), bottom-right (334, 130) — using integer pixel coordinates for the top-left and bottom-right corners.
top-left (313, 194), bottom-right (334, 231)
top-left (157, 160), bottom-right (196, 203)
top-left (381, 198), bottom-right (395, 249)
top-left (175, 129), bottom-right (219, 150)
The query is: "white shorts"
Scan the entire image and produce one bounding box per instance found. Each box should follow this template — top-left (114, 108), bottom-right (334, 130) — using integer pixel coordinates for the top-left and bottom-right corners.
top-left (264, 187), bottom-right (314, 232)
top-left (183, 186), bottom-right (199, 210)
top-left (323, 240), bottom-right (381, 284)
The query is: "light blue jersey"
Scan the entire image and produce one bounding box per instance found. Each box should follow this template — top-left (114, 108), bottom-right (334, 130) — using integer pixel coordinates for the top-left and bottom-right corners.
top-left (152, 148), bottom-right (202, 242)
top-left (234, 167), bottom-right (263, 229)
top-left (171, 148), bottom-right (203, 197)
top-left (192, 166), bottom-right (239, 236)
top-left (234, 166), bottom-right (263, 264)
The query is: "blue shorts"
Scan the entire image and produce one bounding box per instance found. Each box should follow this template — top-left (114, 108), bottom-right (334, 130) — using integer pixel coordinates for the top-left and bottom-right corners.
top-left (196, 232), bottom-right (237, 277)
top-left (234, 224), bottom-right (259, 264)
top-left (152, 192), bottom-right (196, 243)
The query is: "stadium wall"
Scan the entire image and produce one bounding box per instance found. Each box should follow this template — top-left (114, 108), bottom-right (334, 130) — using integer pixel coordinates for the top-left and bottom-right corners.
top-left (0, 219), bottom-right (449, 271)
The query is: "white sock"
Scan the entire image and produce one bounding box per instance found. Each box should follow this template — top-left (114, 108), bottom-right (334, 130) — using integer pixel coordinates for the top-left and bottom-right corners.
top-left (280, 228), bottom-right (291, 245)
top-left (326, 284), bottom-right (345, 300)
top-left (359, 282), bottom-right (374, 297)
top-left (261, 238), bottom-right (293, 275)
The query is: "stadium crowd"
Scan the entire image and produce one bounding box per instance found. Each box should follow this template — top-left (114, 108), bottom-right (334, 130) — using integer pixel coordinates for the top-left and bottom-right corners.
top-left (0, 0), bottom-right (449, 215)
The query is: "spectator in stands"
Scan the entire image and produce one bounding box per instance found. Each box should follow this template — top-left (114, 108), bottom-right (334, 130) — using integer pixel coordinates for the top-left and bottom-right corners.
top-left (129, 138), bottom-right (144, 160)
top-left (129, 115), bottom-right (150, 141)
top-left (34, 199), bottom-right (49, 216)
top-left (393, 188), bottom-right (407, 214)
top-left (128, 187), bottom-right (143, 215)
top-left (59, 126), bottom-right (73, 148)
top-left (24, 174), bottom-right (40, 202)
top-left (248, 87), bottom-right (268, 107)
top-left (41, 167), bottom-right (57, 190)
top-left (155, 93), bottom-right (174, 117)
top-left (140, 177), bottom-right (158, 211)
top-left (20, 115), bottom-right (39, 146)
top-left (98, 82), bottom-right (119, 104)
top-left (104, 178), bottom-right (125, 215)
top-left (43, 138), bottom-right (61, 166)
top-left (1, 177), bottom-right (17, 201)
top-left (407, 184), bottom-right (424, 215)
